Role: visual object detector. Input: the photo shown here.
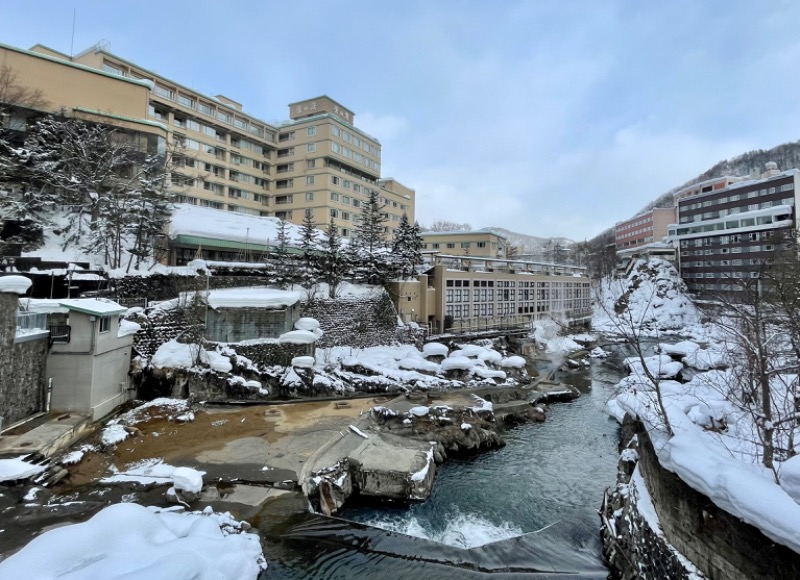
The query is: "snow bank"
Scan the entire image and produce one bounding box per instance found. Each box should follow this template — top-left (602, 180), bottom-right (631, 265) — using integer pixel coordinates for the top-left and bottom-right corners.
top-left (207, 287), bottom-right (302, 310)
top-left (0, 503), bottom-right (266, 579)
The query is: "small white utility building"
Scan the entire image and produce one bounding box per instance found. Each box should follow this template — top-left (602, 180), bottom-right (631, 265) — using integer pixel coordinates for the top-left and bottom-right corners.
top-left (46, 299), bottom-right (136, 420)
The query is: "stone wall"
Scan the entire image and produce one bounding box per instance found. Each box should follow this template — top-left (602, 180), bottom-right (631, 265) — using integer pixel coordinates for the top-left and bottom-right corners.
top-left (113, 274), bottom-right (270, 304)
top-left (0, 293), bottom-right (48, 426)
top-left (302, 292), bottom-right (400, 348)
top-left (603, 415), bottom-right (800, 580)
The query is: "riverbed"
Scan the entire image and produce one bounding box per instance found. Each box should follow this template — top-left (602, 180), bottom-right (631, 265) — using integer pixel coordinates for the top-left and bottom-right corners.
top-left (258, 356), bottom-right (624, 578)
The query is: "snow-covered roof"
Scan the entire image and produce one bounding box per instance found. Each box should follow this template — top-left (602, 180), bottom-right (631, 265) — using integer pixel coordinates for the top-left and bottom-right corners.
top-left (169, 204), bottom-right (324, 247)
top-left (206, 287), bottom-right (302, 310)
top-left (59, 299), bottom-right (127, 316)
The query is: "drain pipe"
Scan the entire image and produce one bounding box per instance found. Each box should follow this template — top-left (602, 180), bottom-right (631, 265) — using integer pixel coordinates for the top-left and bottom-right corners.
top-left (46, 378), bottom-right (53, 414)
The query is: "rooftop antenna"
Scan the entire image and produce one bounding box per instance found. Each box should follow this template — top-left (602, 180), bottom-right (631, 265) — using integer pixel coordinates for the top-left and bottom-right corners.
top-left (70, 8), bottom-right (76, 59)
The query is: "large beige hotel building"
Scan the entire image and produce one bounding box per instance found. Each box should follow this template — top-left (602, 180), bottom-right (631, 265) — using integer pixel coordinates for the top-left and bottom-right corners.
top-left (1, 41), bottom-right (415, 239)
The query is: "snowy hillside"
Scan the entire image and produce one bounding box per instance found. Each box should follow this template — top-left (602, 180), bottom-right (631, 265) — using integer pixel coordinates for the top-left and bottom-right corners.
top-left (482, 227), bottom-right (574, 255)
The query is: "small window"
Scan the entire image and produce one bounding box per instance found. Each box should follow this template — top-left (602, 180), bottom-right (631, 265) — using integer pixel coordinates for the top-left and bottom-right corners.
top-left (99, 316), bottom-right (111, 333)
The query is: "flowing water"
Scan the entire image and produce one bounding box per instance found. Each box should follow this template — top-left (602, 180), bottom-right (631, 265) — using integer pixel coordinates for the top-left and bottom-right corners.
top-left (259, 356), bottom-right (625, 578)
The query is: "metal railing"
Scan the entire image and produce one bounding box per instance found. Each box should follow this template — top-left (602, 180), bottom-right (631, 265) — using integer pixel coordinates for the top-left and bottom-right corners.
top-left (48, 325), bottom-right (71, 344)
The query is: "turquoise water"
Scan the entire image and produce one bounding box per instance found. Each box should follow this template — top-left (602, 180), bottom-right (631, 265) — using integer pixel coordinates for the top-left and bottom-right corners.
top-left (262, 357), bottom-right (624, 578)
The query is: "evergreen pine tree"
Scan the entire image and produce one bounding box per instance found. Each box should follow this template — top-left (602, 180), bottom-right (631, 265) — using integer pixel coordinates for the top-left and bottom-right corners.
top-left (272, 219), bottom-right (293, 288)
top-left (297, 212), bottom-right (321, 293)
top-left (321, 218), bottom-right (346, 298)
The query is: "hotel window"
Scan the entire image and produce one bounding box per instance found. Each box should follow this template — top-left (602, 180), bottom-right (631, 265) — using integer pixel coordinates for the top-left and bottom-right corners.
top-left (155, 85), bottom-right (174, 100)
top-left (331, 176), bottom-right (340, 186)
top-left (447, 243), bottom-right (455, 249)
top-left (307, 126), bottom-right (317, 136)
top-left (341, 212), bottom-right (351, 220)
top-left (217, 110), bottom-right (233, 124)
top-left (306, 176), bottom-right (315, 185)
top-left (178, 94), bottom-right (195, 109)
top-left (307, 142), bottom-right (317, 152)
top-left (330, 192), bottom-right (339, 201)
top-left (332, 126), bottom-right (341, 137)
top-left (330, 209), bottom-right (339, 218)
top-left (305, 192), bottom-right (314, 201)
top-left (307, 159), bottom-right (316, 169)
top-left (103, 62), bottom-right (125, 76)
top-left (331, 142), bottom-right (341, 153)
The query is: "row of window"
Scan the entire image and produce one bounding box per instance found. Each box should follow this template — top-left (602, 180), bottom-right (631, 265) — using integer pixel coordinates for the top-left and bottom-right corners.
top-left (330, 142), bottom-right (380, 171)
top-left (679, 198), bottom-right (794, 223)
top-left (680, 231), bottom-right (775, 247)
top-left (444, 299), bottom-right (591, 320)
top-left (682, 258), bottom-right (774, 268)
top-left (670, 212), bottom-right (791, 237)
top-left (331, 125), bottom-right (377, 156)
top-left (682, 245), bottom-right (775, 256)
top-left (679, 183), bottom-right (794, 212)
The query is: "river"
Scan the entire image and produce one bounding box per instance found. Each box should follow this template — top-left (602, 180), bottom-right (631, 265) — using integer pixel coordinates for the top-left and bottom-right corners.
top-left (258, 354), bottom-right (625, 578)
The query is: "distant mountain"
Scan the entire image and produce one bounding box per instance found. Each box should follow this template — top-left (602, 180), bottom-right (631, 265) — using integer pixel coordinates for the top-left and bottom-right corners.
top-left (483, 227), bottom-right (574, 255)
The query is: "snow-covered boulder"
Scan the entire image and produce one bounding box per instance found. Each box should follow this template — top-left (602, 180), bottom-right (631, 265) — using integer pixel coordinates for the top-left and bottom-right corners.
top-left (295, 317), bottom-right (320, 331)
top-left (624, 354), bottom-right (683, 379)
top-left (441, 356), bottom-right (474, 371)
top-left (499, 355), bottom-right (526, 369)
top-left (291, 356), bottom-right (315, 369)
top-left (278, 330), bottom-right (318, 345)
top-left (684, 348), bottom-right (728, 371)
top-left (658, 340), bottom-right (701, 357)
top-left (172, 466), bottom-right (204, 494)
top-left (422, 342), bottom-right (448, 358)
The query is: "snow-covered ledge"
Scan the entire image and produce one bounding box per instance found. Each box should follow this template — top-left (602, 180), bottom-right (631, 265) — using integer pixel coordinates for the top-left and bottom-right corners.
top-left (0, 275), bottom-right (32, 295)
top-left (0, 276), bottom-right (49, 343)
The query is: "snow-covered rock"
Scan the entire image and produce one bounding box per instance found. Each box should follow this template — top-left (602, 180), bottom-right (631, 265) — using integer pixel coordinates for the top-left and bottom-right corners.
top-left (291, 356), bottom-right (315, 369)
top-left (294, 317), bottom-right (320, 331)
top-left (172, 467), bottom-right (204, 494)
top-left (422, 342), bottom-right (449, 357)
top-left (278, 330), bottom-right (318, 345)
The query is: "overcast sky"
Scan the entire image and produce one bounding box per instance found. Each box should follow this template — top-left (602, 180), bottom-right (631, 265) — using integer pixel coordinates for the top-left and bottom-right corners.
top-left (5, 0), bottom-right (800, 240)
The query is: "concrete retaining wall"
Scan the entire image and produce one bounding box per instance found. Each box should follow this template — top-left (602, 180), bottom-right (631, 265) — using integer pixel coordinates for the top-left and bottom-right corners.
top-left (603, 415), bottom-right (800, 580)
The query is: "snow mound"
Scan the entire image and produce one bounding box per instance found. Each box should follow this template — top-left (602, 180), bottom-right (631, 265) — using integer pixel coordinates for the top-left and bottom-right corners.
top-left (0, 503), bottom-right (266, 579)
top-left (172, 467), bottom-right (204, 494)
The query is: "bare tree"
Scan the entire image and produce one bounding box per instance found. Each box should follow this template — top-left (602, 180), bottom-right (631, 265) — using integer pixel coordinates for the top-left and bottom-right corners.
top-left (426, 219), bottom-right (472, 232)
top-left (595, 276), bottom-right (674, 436)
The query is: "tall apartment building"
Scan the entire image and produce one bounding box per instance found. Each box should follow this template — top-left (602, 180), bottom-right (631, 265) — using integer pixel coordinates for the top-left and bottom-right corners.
top-left (667, 163), bottom-right (799, 295)
top-left (272, 97), bottom-right (414, 238)
top-left (17, 42), bottom-right (414, 240)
